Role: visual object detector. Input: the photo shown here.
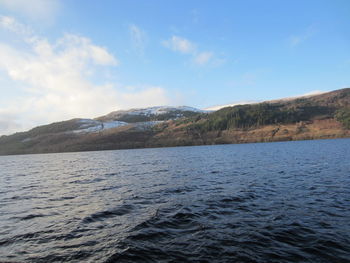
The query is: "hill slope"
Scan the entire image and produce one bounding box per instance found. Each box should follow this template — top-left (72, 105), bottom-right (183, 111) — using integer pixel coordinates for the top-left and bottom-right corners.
top-left (0, 89), bottom-right (349, 155)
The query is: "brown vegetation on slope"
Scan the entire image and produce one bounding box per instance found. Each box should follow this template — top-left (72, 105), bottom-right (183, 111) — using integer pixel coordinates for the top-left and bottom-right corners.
top-left (148, 118), bottom-right (349, 147)
top-left (0, 88), bottom-right (349, 155)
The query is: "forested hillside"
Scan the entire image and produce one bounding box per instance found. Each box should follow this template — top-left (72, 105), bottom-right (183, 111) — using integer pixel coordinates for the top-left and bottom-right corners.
top-left (0, 88), bottom-right (349, 155)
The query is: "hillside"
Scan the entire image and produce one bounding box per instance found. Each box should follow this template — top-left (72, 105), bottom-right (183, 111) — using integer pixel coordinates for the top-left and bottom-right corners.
top-left (0, 88), bottom-right (349, 155)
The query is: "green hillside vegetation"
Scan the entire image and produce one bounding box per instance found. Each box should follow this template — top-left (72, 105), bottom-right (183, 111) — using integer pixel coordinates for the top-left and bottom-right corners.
top-left (27, 119), bottom-right (84, 135)
top-left (182, 103), bottom-right (336, 133)
top-left (335, 108), bottom-right (350, 129)
top-left (178, 89), bottom-right (350, 132)
top-left (0, 119), bottom-right (81, 144)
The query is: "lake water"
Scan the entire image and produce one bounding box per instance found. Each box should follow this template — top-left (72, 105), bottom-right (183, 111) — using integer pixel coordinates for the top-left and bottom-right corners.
top-left (0, 139), bottom-right (350, 262)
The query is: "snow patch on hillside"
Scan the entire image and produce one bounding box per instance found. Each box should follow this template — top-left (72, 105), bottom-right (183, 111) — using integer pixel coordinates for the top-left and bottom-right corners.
top-left (127, 106), bottom-right (206, 116)
top-left (103, 106), bottom-right (207, 119)
top-left (266, 90), bottom-right (326, 103)
top-left (73, 120), bottom-right (128, 134)
top-left (204, 101), bottom-right (257, 111)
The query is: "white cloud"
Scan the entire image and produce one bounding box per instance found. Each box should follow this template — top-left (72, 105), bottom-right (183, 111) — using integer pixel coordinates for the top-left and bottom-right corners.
top-left (129, 24), bottom-right (147, 54)
top-left (288, 25), bottom-right (317, 47)
top-left (0, 17), bottom-right (174, 135)
top-left (0, 15), bottom-right (32, 35)
top-left (288, 35), bottom-right (302, 47)
top-left (162, 36), bottom-right (196, 54)
top-left (163, 35), bottom-right (222, 66)
top-left (193, 51), bottom-right (213, 66)
top-left (0, 0), bottom-right (60, 21)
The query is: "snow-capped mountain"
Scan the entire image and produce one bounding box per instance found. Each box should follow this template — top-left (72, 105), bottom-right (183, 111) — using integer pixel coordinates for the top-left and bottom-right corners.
top-left (66, 106), bottom-right (206, 134)
top-left (97, 106), bottom-right (207, 123)
top-left (109, 106), bottom-right (205, 116)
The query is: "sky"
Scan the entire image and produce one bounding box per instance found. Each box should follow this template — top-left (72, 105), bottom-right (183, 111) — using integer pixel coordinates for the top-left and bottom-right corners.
top-left (0, 0), bottom-right (349, 135)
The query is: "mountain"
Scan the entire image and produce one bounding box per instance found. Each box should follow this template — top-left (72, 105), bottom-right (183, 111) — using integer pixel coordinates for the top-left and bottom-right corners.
top-left (0, 89), bottom-right (349, 155)
top-left (0, 106), bottom-right (206, 155)
top-left (96, 106), bottom-right (207, 123)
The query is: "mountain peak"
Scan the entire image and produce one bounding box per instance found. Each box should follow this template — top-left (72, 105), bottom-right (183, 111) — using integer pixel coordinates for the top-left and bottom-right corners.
top-left (96, 105), bottom-right (206, 122)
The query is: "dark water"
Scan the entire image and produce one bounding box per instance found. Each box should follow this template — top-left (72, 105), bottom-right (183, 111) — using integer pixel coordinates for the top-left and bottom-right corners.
top-left (1, 139), bottom-right (350, 262)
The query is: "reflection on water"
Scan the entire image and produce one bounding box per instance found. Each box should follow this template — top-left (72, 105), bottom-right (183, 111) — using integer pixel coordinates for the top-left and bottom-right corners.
top-left (0, 139), bottom-right (350, 262)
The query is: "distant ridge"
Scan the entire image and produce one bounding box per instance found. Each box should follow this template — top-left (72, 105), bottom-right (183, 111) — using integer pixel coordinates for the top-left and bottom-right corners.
top-left (204, 90), bottom-right (327, 111)
top-left (0, 88), bottom-right (349, 155)
top-left (266, 90), bottom-right (326, 103)
top-left (204, 101), bottom-right (258, 111)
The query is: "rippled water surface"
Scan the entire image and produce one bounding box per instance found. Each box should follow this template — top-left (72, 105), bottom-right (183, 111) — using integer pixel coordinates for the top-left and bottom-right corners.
top-left (1, 139), bottom-right (350, 262)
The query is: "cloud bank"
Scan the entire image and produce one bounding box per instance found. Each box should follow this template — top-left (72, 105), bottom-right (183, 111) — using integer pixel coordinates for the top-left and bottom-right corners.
top-left (0, 16), bottom-right (173, 135)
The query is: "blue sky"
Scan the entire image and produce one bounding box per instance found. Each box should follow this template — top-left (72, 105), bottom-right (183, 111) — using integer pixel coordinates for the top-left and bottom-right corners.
top-left (0, 0), bottom-right (349, 134)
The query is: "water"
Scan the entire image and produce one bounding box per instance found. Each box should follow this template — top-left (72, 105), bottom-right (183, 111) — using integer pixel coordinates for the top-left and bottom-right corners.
top-left (0, 139), bottom-right (350, 262)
